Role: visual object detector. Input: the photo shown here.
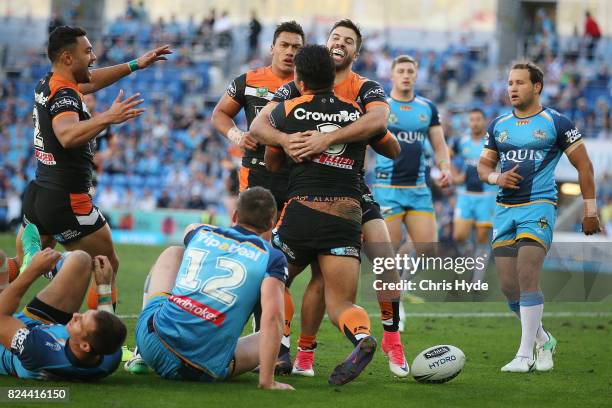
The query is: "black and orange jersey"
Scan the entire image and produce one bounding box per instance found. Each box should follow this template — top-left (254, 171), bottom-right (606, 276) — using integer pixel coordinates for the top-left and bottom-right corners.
top-left (269, 92), bottom-right (366, 199)
top-left (272, 71), bottom-right (388, 112)
top-left (33, 72), bottom-right (95, 192)
top-left (226, 66), bottom-right (293, 169)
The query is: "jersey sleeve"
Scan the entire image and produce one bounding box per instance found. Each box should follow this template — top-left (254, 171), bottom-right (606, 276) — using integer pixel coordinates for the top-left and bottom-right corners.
top-left (48, 88), bottom-right (82, 119)
top-left (553, 112), bottom-right (583, 154)
top-left (268, 102), bottom-right (287, 131)
top-left (226, 73), bottom-right (247, 106)
top-left (359, 80), bottom-right (388, 110)
top-left (426, 101), bottom-right (441, 127)
top-left (272, 81), bottom-right (300, 102)
top-left (264, 248), bottom-right (288, 284)
top-left (484, 120), bottom-right (499, 153)
top-left (184, 224), bottom-right (216, 246)
top-left (10, 326), bottom-right (62, 371)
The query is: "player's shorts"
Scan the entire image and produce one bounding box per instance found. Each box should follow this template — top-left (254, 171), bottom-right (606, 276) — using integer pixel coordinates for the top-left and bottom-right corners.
top-left (135, 295), bottom-right (232, 382)
top-left (454, 192), bottom-right (496, 227)
top-left (492, 201), bottom-right (557, 251)
top-left (22, 181), bottom-right (106, 244)
top-left (273, 198), bottom-right (361, 266)
top-left (239, 166), bottom-right (288, 211)
top-left (372, 185), bottom-right (435, 219)
top-left (361, 191), bottom-right (383, 224)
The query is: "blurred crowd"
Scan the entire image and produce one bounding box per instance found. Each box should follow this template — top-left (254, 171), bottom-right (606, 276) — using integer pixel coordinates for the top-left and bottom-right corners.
top-left (1, 4), bottom-right (611, 238)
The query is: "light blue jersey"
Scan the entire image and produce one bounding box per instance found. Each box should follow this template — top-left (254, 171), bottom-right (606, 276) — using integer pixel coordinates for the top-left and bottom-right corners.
top-left (453, 135), bottom-right (498, 194)
top-left (138, 224), bottom-right (288, 380)
top-left (485, 107), bottom-right (583, 205)
top-left (375, 96), bottom-right (440, 187)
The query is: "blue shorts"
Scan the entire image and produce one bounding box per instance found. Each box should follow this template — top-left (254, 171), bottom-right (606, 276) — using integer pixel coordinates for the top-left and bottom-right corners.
top-left (454, 192), bottom-right (496, 226)
top-left (135, 295), bottom-right (229, 382)
top-left (372, 185), bottom-right (434, 219)
top-left (492, 201), bottom-right (557, 250)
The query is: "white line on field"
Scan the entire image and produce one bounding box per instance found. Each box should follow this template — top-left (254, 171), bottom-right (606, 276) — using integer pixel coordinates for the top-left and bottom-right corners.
top-left (117, 311), bottom-right (612, 319)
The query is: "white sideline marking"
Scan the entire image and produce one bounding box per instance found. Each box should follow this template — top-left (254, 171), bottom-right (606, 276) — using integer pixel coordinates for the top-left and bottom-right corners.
top-left (117, 311), bottom-right (612, 319)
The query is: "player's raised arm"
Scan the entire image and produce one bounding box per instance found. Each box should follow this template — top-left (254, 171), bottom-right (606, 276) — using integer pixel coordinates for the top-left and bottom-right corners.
top-left (258, 275), bottom-right (293, 390)
top-left (369, 131), bottom-right (401, 159)
top-left (0, 249), bottom-right (60, 349)
top-left (52, 89), bottom-right (144, 148)
top-left (79, 45), bottom-right (172, 95)
top-left (566, 144), bottom-right (601, 235)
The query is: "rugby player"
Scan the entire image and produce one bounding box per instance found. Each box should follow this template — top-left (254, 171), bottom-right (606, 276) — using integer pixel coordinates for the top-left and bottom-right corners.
top-left (0, 225), bottom-right (126, 380)
top-left (211, 21), bottom-right (304, 373)
top-left (134, 187), bottom-right (293, 390)
top-left (451, 108), bottom-right (496, 284)
top-left (478, 62), bottom-right (601, 372)
top-left (9, 26), bottom-right (171, 310)
top-left (266, 44), bottom-right (378, 386)
top-left (251, 19), bottom-right (406, 379)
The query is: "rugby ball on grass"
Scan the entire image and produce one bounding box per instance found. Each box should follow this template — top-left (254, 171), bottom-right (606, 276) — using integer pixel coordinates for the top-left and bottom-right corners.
top-left (411, 345), bottom-right (465, 383)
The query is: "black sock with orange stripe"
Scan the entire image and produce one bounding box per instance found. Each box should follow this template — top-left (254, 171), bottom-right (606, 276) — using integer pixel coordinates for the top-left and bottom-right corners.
top-left (379, 300), bottom-right (400, 332)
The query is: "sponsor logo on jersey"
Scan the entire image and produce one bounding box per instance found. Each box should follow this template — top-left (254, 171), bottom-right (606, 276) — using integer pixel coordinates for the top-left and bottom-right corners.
top-left (45, 341), bottom-right (62, 352)
top-left (313, 153), bottom-right (355, 169)
top-left (399, 105), bottom-right (411, 111)
top-left (35, 150), bottom-right (57, 165)
top-left (419, 113), bottom-right (428, 122)
top-left (499, 149), bottom-right (544, 163)
top-left (363, 86), bottom-right (386, 100)
top-left (227, 81), bottom-right (237, 98)
top-left (388, 113), bottom-right (398, 124)
top-left (395, 131), bottom-right (426, 143)
top-left (533, 130), bottom-right (547, 140)
top-left (199, 233), bottom-right (263, 261)
top-left (424, 346), bottom-right (450, 359)
top-left (34, 91), bottom-right (49, 106)
top-left (50, 95), bottom-right (80, 113)
top-left (169, 295), bottom-right (226, 326)
top-left (516, 119), bottom-right (530, 125)
top-left (565, 128), bottom-right (581, 144)
top-left (497, 130), bottom-right (509, 143)
top-left (256, 87), bottom-right (268, 97)
top-left (10, 328), bottom-right (30, 354)
top-left (294, 107), bottom-right (360, 122)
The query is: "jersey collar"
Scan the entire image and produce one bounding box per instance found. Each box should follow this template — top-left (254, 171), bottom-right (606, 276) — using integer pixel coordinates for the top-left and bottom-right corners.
top-left (512, 106), bottom-right (545, 119)
top-left (232, 224), bottom-right (259, 236)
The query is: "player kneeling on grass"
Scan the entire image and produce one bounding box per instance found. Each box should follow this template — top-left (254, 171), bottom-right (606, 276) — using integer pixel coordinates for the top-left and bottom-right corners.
top-left (0, 224), bottom-right (126, 380)
top-left (132, 187), bottom-right (293, 390)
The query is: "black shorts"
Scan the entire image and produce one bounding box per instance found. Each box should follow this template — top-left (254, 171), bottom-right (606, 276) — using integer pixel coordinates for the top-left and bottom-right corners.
top-left (272, 199), bottom-right (361, 266)
top-left (239, 166), bottom-right (288, 212)
top-left (361, 191), bottom-right (383, 224)
top-left (22, 181), bottom-right (106, 244)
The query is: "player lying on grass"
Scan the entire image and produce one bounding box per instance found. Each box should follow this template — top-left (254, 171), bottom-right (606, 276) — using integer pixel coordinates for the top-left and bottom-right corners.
top-left (132, 187), bottom-right (293, 390)
top-left (0, 225), bottom-right (126, 380)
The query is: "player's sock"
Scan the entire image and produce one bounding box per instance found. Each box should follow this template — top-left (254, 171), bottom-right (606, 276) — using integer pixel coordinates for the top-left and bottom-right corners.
top-left (517, 291), bottom-right (544, 358)
top-left (471, 243), bottom-right (489, 283)
top-left (298, 334), bottom-right (317, 350)
top-left (338, 306), bottom-right (371, 346)
top-left (281, 287), bottom-right (294, 353)
top-left (87, 280), bottom-right (118, 311)
top-left (7, 257), bottom-right (20, 283)
top-left (379, 300), bottom-right (400, 332)
top-left (508, 300), bottom-right (549, 346)
top-left (456, 240), bottom-right (472, 258)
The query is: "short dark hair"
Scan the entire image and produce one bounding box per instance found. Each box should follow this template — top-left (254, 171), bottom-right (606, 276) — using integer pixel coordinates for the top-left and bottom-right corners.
top-left (469, 107), bottom-right (485, 116)
top-left (87, 311), bottom-right (127, 355)
top-left (294, 44), bottom-right (336, 92)
top-left (273, 21), bottom-right (305, 45)
top-left (236, 187), bottom-right (277, 232)
top-left (392, 54), bottom-right (418, 69)
top-left (511, 61), bottom-right (544, 94)
top-left (48, 26), bottom-right (87, 63)
top-left (330, 19), bottom-right (362, 52)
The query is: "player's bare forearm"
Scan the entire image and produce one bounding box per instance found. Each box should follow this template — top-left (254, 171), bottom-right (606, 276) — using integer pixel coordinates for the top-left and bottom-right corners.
top-left (258, 278), bottom-right (285, 388)
top-left (264, 146), bottom-right (285, 172)
top-left (0, 269), bottom-right (38, 316)
top-left (250, 102), bottom-right (286, 146)
top-left (429, 126), bottom-right (450, 167)
top-left (79, 64), bottom-right (132, 95)
top-left (478, 150), bottom-right (499, 183)
top-left (568, 145), bottom-right (596, 199)
top-left (53, 113), bottom-right (111, 148)
top-left (328, 105), bottom-right (389, 145)
top-left (212, 95), bottom-right (242, 137)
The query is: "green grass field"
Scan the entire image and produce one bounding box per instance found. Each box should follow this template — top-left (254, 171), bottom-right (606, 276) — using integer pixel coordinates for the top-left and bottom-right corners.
top-left (0, 234), bottom-right (611, 407)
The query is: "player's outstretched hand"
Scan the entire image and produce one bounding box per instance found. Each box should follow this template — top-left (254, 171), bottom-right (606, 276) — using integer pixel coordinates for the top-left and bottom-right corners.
top-left (106, 89), bottom-right (145, 124)
top-left (582, 216), bottom-right (602, 235)
top-left (258, 381), bottom-right (295, 391)
top-left (137, 45), bottom-right (172, 69)
top-left (240, 131), bottom-right (259, 151)
top-left (93, 255), bottom-right (113, 286)
top-left (289, 130), bottom-right (329, 160)
top-left (497, 164), bottom-right (523, 189)
top-left (26, 248), bottom-right (61, 276)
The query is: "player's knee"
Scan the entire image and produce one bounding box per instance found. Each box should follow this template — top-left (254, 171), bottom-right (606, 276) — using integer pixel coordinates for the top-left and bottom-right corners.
top-left (475, 230), bottom-right (490, 244)
top-left (453, 230), bottom-right (468, 242)
top-left (66, 250), bottom-right (92, 276)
